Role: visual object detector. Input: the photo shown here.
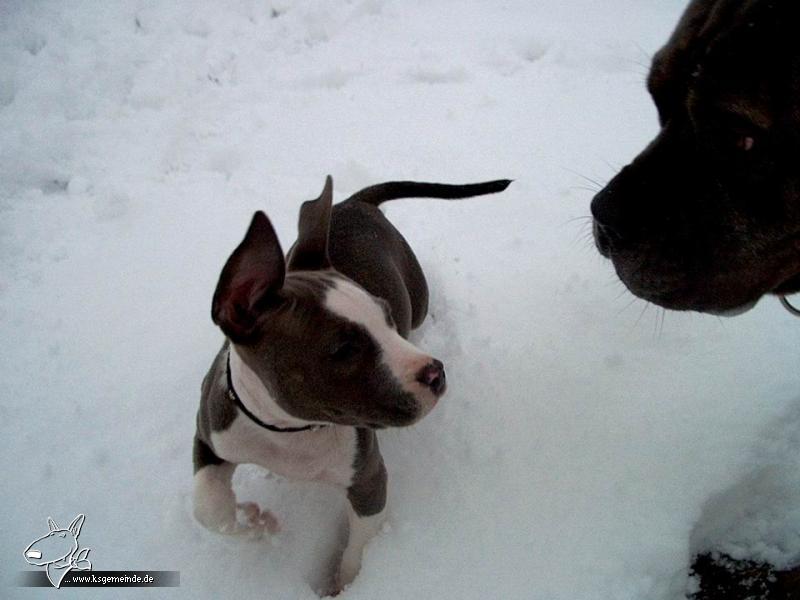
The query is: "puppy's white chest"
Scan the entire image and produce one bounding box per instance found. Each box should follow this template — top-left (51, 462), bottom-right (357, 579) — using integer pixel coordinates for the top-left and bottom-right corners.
top-left (211, 416), bottom-right (358, 486)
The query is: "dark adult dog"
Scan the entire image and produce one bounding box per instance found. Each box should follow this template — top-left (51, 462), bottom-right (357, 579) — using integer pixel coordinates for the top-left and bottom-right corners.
top-left (591, 1), bottom-right (800, 596)
top-left (591, 0), bottom-right (800, 315)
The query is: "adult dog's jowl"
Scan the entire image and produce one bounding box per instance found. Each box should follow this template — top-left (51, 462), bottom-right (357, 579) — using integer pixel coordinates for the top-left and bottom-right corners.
top-left (592, 0), bottom-right (800, 315)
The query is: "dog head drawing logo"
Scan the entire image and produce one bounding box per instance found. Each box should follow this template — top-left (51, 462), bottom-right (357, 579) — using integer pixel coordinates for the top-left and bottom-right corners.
top-left (23, 514), bottom-right (92, 588)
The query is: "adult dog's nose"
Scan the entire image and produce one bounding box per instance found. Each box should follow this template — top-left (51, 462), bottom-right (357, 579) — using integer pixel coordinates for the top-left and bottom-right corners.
top-left (591, 186), bottom-right (622, 241)
top-left (590, 169), bottom-right (636, 255)
top-left (592, 219), bottom-right (615, 257)
top-left (591, 161), bottom-right (659, 253)
top-left (416, 359), bottom-right (446, 397)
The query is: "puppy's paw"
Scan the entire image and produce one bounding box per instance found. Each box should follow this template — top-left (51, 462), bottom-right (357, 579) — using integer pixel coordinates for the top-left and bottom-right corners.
top-left (206, 503), bottom-right (279, 539)
top-left (318, 579), bottom-right (344, 598)
top-left (331, 565), bottom-right (358, 596)
top-left (236, 502), bottom-right (280, 535)
top-left (193, 464), bottom-right (280, 538)
top-left (321, 563), bottom-right (360, 596)
top-left (314, 560), bottom-right (354, 597)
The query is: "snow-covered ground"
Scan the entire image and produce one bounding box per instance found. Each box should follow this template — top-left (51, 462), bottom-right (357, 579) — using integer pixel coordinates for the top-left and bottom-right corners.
top-left (2, 1), bottom-right (799, 598)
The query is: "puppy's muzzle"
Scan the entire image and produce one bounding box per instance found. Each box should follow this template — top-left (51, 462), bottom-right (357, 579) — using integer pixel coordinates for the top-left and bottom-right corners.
top-left (416, 359), bottom-right (446, 397)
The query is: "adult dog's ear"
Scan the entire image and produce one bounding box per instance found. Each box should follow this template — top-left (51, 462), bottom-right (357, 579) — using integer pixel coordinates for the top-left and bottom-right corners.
top-left (287, 176), bottom-right (333, 271)
top-left (648, 0), bottom-right (721, 124)
top-left (212, 212), bottom-right (285, 342)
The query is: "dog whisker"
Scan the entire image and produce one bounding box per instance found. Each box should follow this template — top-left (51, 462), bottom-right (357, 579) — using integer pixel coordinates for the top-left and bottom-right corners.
top-left (632, 42), bottom-right (653, 64)
top-left (561, 166), bottom-right (608, 190)
top-left (616, 294), bottom-right (640, 316)
top-left (652, 307), bottom-right (666, 339)
top-left (600, 159), bottom-right (622, 174)
top-left (631, 300), bottom-right (651, 332)
top-left (619, 54), bottom-right (651, 79)
top-left (614, 285), bottom-right (635, 302)
top-left (567, 220), bottom-right (599, 251)
top-left (570, 184), bottom-right (603, 194)
top-left (562, 214), bottom-right (594, 227)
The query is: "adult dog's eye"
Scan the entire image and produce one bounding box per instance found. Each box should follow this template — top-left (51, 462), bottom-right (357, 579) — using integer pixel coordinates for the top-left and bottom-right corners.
top-left (736, 135), bottom-right (755, 152)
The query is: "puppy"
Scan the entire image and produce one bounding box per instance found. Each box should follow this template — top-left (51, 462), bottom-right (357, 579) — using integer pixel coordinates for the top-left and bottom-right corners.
top-left (591, 0), bottom-right (800, 315)
top-left (193, 176), bottom-right (510, 590)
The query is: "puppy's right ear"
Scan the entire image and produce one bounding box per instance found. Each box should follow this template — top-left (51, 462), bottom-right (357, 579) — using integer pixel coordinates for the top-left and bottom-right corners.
top-left (212, 212), bottom-right (285, 342)
top-left (287, 176), bottom-right (333, 271)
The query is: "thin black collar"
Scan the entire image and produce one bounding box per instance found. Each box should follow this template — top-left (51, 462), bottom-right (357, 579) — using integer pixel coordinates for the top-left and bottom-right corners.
top-left (226, 352), bottom-right (323, 433)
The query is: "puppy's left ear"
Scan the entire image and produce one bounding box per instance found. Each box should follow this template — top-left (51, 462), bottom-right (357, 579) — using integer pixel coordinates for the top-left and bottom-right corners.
top-left (287, 176), bottom-right (333, 271)
top-left (212, 212), bottom-right (285, 342)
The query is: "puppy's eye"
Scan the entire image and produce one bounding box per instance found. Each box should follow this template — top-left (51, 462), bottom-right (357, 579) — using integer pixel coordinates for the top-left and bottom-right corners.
top-left (58, 533), bottom-right (67, 538)
top-left (330, 339), bottom-right (360, 361)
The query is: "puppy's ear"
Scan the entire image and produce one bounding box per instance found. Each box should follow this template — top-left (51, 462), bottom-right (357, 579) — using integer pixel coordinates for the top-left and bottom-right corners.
top-left (212, 212), bottom-right (285, 342)
top-left (287, 176), bottom-right (333, 271)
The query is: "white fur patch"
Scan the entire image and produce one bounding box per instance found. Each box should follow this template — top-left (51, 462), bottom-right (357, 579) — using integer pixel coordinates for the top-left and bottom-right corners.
top-left (210, 419), bottom-right (358, 487)
top-left (193, 463), bottom-right (237, 532)
top-left (323, 278), bottom-right (433, 395)
top-left (338, 506), bottom-right (387, 588)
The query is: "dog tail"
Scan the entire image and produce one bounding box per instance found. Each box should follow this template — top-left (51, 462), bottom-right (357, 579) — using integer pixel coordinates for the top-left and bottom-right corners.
top-left (344, 179), bottom-right (512, 206)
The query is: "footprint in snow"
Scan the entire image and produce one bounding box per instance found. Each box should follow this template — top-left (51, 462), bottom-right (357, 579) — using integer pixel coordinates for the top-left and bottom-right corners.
top-left (406, 66), bottom-right (469, 85)
top-left (92, 193), bottom-right (129, 223)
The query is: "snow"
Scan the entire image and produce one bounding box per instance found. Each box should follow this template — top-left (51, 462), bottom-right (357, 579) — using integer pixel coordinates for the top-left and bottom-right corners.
top-left (2, 1), bottom-right (799, 598)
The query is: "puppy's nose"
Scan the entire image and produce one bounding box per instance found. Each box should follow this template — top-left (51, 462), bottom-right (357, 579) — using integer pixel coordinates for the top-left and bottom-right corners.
top-left (416, 359), bottom-right (446, 397)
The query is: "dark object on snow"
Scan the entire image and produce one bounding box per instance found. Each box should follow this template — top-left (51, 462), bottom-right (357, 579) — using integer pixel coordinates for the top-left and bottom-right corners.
top-left (690, 553), bottom-right (800, 599)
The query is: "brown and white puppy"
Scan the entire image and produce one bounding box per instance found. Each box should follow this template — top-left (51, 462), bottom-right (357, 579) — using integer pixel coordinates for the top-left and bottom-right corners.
top-left (193, 176), bottom-right (510, 590)
top-left (591, 0), bottom-right (800, 315)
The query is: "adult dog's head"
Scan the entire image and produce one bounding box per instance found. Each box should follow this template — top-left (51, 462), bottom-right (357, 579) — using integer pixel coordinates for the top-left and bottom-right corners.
top-left (591, 0), bottom-right (800, 315)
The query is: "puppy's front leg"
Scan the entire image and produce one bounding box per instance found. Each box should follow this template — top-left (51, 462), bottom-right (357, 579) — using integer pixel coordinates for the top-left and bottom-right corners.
top-left (338, 502), bottom-right (386, 589)
top-left (337, 434), bottom-right (388, 590)
top-left (192, 436), bottom-right (277, 537)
